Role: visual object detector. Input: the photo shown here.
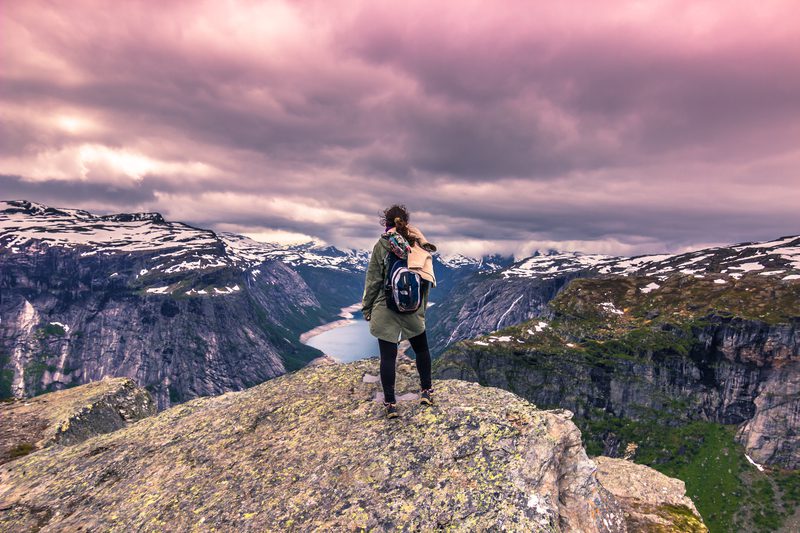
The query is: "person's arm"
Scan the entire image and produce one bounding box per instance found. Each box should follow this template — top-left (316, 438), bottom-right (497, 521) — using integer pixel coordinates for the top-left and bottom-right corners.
top-left (361, 240), bottom-right (385, 321)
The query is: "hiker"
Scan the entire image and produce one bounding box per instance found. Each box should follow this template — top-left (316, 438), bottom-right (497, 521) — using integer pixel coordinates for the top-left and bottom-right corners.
top-left (362, 204), bottom-right (437, 419)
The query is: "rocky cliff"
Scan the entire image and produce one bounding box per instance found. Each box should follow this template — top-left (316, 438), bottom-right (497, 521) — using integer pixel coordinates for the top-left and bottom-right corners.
top-left (0, 359), bottom-right (704, 532)
top-left (428, 235), bottom-right (800, 356)
top-left (0, 377), bottom-right (155, 465)
top-left (434, 274), bottom-right (800, 469)
top-left (0, 200), bottom-right (332, 408)
top-left (434, 273), bottom-right (800, 532)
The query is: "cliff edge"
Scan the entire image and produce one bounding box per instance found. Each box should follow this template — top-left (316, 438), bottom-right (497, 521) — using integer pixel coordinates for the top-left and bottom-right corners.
top-left (0, 377), bottom-right (155, 465)
top-left (0, 359), bottom-right (703, 531)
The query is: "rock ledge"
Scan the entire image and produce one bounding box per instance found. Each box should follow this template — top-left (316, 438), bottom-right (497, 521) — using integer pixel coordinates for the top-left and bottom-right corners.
top-left (0, 377), bottom-right (155, 465)
top-left (0, 359), bottom-right (702, 532)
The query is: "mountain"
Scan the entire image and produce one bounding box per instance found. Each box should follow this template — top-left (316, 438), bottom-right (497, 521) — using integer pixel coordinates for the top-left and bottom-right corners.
top-left (0, 359), bottom-right (706, 532)
top-left (427, 237), bottom-right (800, 355)
top-left (220, 232), bottom-right (371, 313)
top-left (433, 266), bottom-right (800, 532)
top-left (0, 200), bottom-right (349, 408)
top-left (0, 200), bottom-right (504, 408)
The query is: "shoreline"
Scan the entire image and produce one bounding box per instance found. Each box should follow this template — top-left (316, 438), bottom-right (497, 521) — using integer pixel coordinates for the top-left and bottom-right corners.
top-left (299, 318), bottom-right (356, 344)
top-left (299, 302), bottom-right (412, 362)
top-left (299, 302), bottom-right (362, 344)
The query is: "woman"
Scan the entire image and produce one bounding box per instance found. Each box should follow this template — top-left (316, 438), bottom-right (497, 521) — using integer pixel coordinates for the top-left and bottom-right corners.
top-left (362, 204), bottom-right (437, 418)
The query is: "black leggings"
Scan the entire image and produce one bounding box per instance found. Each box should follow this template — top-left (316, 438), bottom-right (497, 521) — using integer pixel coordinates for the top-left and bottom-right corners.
top-left (378, 330), bottom-right (432, 404)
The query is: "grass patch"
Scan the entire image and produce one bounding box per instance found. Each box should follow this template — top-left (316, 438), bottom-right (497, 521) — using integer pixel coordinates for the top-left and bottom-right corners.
top-left (40, 323), bottom-right (67, 336)
top-left (0, 351), bottom-right (13, 399)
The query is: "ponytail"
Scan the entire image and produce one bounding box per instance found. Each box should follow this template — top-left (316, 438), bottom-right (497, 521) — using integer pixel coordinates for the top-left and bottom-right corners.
top-left (394, 217), bottom-right (415, 246)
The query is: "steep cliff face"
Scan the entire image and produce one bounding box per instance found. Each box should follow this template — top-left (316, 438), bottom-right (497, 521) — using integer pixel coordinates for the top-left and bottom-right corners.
top-left (426, 272), bottom-right (585, 356)
top-left (429, 235), bottom-right (800, 355)
top-left (0, 201), bottom-right (330, 408)
top-left (434, 274), bottom-right (800, 468)
top-left (433, 273), bottom-right (800, 532)
top-left (222, 233), bottom-right (370, 309)
top-left (0, 359), bottom-right (704, 532)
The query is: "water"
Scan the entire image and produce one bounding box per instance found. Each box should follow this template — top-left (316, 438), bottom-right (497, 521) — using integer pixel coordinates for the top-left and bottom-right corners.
top-left (304, 311), bottom-right (379, 363)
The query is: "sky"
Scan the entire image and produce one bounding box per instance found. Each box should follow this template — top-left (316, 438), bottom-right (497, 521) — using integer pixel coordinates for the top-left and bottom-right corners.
top-left (2, 0), bottom-right (799, 258)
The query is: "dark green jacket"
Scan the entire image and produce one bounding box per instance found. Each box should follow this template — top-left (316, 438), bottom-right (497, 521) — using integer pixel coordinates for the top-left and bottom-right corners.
top-left (361, 237), bottom-right (431, 342)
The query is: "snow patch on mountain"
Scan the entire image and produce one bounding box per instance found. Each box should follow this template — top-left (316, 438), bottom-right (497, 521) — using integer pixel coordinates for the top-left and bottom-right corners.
top-left (220, 233), bottom-right (369, 272)
top-left (497, 236), bottom-right (800, 282)
top-left (3, 201), bottom-right (799, 287)
top-left (1, 201), bottom-right (369, 278)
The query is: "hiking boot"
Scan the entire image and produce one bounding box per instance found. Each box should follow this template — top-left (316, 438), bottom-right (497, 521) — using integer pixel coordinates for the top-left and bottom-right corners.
top-left (384, 401), bottom-right (399, 419)
top-left (420, 388), bottom-right (433, 405)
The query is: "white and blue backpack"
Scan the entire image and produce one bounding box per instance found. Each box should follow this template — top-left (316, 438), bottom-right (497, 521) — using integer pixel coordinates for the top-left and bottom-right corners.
top-left (382, 232), bottom-right (425, 313)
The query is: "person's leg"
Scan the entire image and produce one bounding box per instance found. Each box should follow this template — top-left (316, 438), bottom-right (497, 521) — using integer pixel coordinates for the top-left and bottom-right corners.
top-left (378, 339), bottom-right (398, 403)
top-left (408, 330), bottom-right (432, 391)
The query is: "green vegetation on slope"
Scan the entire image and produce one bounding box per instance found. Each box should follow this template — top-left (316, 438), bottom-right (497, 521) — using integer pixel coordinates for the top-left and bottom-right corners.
top-left (551, 274), bottom-right (800, 325)
top-left (0, 351), bottom-right (14, 399)
top-left (575, 417), bottom-right (799, 533)
top-left (437, 273), bottom-right (800, 533)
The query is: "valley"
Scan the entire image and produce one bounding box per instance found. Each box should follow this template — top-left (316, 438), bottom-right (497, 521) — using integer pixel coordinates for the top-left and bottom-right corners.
top-left (2, 199), bottom-right (798, 531)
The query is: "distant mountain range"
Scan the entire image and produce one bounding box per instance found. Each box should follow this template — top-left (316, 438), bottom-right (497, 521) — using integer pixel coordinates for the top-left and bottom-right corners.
top-left (2, 199), bottom-right (798, 404)
top-left (426, 234), bottom-right (800, 354)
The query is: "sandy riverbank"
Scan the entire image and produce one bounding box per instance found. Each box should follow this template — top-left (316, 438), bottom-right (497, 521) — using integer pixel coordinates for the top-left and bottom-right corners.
top-left (299, 302), bottom-right (413, 360)
top-left (299, 303), bottom-right (362, 344)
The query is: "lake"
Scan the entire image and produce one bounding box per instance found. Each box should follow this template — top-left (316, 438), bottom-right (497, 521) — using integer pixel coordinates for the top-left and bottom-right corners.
top-left (303, 307), bottom-right (379, 363)
top-left (302, 303), bottom-right (435, 363)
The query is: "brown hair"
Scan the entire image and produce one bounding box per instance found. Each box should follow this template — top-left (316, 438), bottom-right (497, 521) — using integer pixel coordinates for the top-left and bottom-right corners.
top-left (380, 204), bottom-right (415, 245)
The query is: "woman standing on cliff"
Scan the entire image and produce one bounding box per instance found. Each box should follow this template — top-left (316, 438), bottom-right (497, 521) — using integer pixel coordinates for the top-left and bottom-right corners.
top-left (362, 205), bottom-right (437, 418)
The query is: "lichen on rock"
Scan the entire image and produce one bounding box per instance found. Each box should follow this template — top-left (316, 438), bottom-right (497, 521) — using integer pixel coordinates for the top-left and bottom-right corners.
top-left (0, 377), bottom-right (155, 465)
top-left (595, 457), bottom-right (708, 532)
top-left (0, 359), bottom-right (703, 532)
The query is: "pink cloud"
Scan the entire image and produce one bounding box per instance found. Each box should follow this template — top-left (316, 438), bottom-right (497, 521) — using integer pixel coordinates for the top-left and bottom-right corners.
top-left (1, 0), bottom-right (799, 255)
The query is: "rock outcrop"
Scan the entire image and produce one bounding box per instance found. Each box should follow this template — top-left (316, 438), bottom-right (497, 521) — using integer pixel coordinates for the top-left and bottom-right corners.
top-left (595, 457), bottom-right (707, 532)
top-left (0, 359), bottom-right (702, 532)
top-left (0, 377), bottom-right (155, 465)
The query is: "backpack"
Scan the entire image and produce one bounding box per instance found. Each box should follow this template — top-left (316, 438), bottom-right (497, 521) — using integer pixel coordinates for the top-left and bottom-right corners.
top-left (382, 233), bottom-right (425, 313)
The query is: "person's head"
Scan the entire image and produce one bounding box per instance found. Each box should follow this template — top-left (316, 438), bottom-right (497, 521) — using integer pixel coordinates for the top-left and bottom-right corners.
top-left (380, 204), bottom-right (414, 242)
top-left (380, 204), bottom-right (409, 230)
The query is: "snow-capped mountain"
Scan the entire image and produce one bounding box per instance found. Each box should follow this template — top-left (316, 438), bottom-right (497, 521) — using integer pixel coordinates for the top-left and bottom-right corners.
top-left (498, 237), bottom-right (800, 282)
top-left (220, 233), bottom-right (370, 273)
top-left (0, 200), bottom-right (369, 280)
top-left (438, 253), bottom-right (514, 272)
top-left (0, 200), bottom-right (369, 408)
top-left (4, 199), bottom-right (798, 408)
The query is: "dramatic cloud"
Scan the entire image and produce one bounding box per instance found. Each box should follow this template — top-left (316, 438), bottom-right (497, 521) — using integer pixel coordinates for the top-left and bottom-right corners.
top-left (2, 0), bottom-right (799, 256)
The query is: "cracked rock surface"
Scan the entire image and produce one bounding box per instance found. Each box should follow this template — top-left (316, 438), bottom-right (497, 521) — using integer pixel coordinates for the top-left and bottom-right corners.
top-left (595, 457), bottom-right (707, 532)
